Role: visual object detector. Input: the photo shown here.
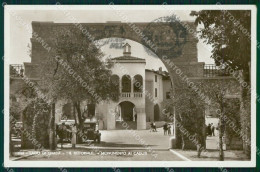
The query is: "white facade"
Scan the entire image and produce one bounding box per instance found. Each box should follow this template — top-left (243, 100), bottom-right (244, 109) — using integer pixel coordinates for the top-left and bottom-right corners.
top-left (95, 43), bottom-right (172, 130)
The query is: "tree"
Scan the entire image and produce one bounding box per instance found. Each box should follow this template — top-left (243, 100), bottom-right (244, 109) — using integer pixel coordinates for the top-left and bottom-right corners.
top-left (198, 78), bottom-right (238, 161)
top-left (38, 28), bottom-right (119, 138)
top-left (223, 98), bottom-right (241, 149)
top-left (191, 10), bottom-right (251, 157)
top-left (171, 83), bottom-right (206, 157)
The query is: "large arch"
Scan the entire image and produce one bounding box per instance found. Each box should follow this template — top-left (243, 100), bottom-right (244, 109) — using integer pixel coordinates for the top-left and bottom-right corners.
top-left (29, 20), bottom-right (203, 92)
top-left (28, 19), bottom-right (206, 148)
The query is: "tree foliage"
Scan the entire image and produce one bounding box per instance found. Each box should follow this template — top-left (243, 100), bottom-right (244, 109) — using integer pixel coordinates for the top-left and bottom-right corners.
top-left (191, 10), bottom-right (251, 71)
top-left (38, 27), bottom-right (119, 127)
top-left (191, 10), bottom-right (251, 158)
top-left (171, 83), bottom-right (205, 153)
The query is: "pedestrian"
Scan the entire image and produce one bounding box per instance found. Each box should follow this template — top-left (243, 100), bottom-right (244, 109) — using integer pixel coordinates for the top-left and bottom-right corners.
top-left (211, 123), bottom-right (215, 136)
top-left (207, 123), bottom-right (212, 136)
top-left (59, 122), bottom-right (67, 148)
top-left (163, 123), bottom-right (168, 135)
top-left (150, 122), bottom-right (154, 132)
top-left (134, 113), bottom-right (137, 122)
top-left (153, 122), bottom-right (157, 132)
top-left (71, 124), bottom-right (77, 148)
top-left (167, 124), bottom-right (171, 135)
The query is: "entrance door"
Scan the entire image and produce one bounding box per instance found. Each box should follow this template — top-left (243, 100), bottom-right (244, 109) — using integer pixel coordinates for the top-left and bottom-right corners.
top-left (154, 104), bottom-right (160, 121)
top-left (119, 101), bottom-right (135, 121)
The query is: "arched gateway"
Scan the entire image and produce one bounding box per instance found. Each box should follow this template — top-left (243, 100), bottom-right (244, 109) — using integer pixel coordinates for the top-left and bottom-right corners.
top-left (23, 18), bottom-right (206, 149)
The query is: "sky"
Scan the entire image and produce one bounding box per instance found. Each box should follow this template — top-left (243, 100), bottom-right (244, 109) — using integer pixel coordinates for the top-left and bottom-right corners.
top-left (8, 8), bottom-right (215, 69)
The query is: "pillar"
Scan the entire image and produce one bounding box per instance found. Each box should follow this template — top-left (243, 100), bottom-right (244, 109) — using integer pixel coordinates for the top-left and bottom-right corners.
top-left (136, 107), bottom-right (146, 130)
top-left (106, 104), bottom-right (116, 130)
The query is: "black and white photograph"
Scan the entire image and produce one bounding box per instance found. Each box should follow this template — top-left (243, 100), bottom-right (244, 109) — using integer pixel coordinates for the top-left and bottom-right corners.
top-left (4, 4), bottom-right (256, 167)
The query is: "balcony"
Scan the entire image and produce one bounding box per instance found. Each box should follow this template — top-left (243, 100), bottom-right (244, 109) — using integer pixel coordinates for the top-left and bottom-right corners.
top-left (203, 64), bottom-right (230, 77)
top-left (121, 92), bottom-right (131, 98)
top-left (120, 92), bottom-right (143, 98)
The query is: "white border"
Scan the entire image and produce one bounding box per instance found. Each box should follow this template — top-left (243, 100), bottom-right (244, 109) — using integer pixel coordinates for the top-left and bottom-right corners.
top-left (4, 5), bottom-right (257, 167)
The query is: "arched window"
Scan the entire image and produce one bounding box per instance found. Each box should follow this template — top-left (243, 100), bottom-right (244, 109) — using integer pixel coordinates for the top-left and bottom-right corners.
top-left (133, 75), bottom-right (143, 92)
top-left (111, 75), bottom-right (120, 88)
top-left (122, 75), bottom-right (131, 92)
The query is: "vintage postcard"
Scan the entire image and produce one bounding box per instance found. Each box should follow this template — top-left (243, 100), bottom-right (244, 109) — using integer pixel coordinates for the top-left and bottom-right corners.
top-left (4, 4), bottom-right (256, 167)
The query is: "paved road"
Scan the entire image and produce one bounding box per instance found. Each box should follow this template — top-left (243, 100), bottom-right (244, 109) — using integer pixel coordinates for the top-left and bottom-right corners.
top-left (17, 127), bottom-right (183, 161)
top-left (99, 127), bottom-right (174, 150)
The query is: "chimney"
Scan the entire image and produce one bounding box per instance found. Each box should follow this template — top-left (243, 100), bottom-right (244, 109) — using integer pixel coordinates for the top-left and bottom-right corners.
top-left (123, 43), bottom-right (131, 56)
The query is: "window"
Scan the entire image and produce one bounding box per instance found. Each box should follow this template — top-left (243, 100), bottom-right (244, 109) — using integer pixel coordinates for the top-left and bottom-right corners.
top-left (122, 75), bottom-right (131, 92)
top-left (134, 75), bottom-right (143, 92)
top-left (155, 88), bottom-right (157, 97)
top-left (166, 92), bottom-right (171, 99)
top-left (155, 75), bottom-right (157, 82)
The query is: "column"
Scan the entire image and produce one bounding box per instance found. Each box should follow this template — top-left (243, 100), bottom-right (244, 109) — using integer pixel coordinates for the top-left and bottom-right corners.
top-left (136, 107), bottom-right (146, 130)
top-left (131, 77), bottom-right (134, 97)
top-left (119, 77), bottom-right (122, 94)
top-left (106, 103), bottom-right (116, 130)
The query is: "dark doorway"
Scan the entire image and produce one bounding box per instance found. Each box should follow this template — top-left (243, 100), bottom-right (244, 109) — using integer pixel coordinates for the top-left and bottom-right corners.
top-left (119, 101), bottom-right (135, 121)
top-left (154, 104), bottom-right (160, 121)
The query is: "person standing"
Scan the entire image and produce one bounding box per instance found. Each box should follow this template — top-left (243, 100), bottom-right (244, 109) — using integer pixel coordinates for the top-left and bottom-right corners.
top-left (163, 123), bottom-right (168, 135)
top-left (60, 123), bottom-right (67, 148)
top-left (167, 124), bottom-right (171, 135)
top-left (153, 122), bottom-right (157, 132)
top-left (211, 123), bottom-right (215, 136)
top-left (71, 124), bottom-right (77, 148)
top-left (207, 123), bottom-right (212, 136)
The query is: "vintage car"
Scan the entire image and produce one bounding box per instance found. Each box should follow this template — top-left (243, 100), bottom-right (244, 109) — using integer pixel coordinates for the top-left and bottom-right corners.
top-left (57, 120), bottom-right (75, 142)
top-left (57, 119), bottom-right (101, 143)
top-left (82, 120), bottom-right (101, 143)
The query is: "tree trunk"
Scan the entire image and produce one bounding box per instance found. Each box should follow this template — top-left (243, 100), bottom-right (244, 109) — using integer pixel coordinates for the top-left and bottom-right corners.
top-left (219, 112), bottom-right (224, 161)
top-left (73, 101), bottom-right (84, 143)
top-left (181, 134), bottom-right (185, 150)
top-left (10, 128), bottom-right (14, 156)
top-left (240, 69), bottom-right (251, 158)
top-left (49, 103), bottom-right (56, 150)
top-left (74, 101), bottom-right (83, 127)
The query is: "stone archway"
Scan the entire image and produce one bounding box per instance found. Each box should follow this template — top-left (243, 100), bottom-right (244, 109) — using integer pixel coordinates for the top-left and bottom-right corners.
top-left (119, 101), bottom-right (135, 122)
top-left (28, 17), bottom-right (205, 147)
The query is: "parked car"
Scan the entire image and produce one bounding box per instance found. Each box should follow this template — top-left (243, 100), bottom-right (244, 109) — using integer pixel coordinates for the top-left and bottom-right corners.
top-left (82, 120), bottom-right (101, 143)
top-left (57, 120), bottom-right (75, 142)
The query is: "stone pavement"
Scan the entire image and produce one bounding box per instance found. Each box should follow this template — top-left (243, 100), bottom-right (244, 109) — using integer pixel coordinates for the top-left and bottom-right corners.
top-left (97, 127), bottom-right (174, 150)
top-left (14, 126), bottom-right (184, 161)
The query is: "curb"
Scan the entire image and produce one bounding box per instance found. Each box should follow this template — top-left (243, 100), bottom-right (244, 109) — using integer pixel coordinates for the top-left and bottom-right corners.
top-left (169, 149), bottom-right (192, 161)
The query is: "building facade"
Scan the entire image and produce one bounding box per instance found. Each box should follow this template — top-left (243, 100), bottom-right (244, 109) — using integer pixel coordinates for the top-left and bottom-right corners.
top-left (95, 43), bottom-right (172, 130)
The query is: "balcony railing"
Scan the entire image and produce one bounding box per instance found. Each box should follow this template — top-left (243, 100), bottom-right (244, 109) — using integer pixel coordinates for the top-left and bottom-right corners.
top-left (120, 92), bottom-right (143, 98)
top-left (121, 92), bottom-right (131, 98)
top-left (134, 92), bottom-right (143, 98)
top-left (10, 64), bottom-right (24, 77)
top-left (203, 64), bottom-right (230, 77)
